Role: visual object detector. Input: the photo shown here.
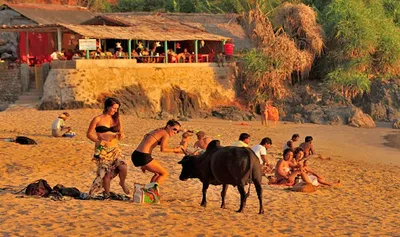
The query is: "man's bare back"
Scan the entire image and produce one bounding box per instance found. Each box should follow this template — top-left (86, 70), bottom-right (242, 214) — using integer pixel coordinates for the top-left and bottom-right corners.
top-left (299, 142), bottom-right (314, 157)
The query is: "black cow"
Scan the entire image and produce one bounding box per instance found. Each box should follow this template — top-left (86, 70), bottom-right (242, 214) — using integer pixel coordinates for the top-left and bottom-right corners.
top-left (178, 140), bottom-right (264, 214)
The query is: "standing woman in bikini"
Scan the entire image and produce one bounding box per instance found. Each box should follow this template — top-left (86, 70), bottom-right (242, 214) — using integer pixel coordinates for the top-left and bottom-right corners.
top-left (87, 97), bottom-right (130, 196)
top-left (132, 119), bottom-right (183, 185)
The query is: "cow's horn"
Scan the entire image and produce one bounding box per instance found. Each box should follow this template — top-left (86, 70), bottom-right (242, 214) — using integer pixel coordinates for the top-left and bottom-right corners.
top-left (181, 148), bottom-right (189, 156)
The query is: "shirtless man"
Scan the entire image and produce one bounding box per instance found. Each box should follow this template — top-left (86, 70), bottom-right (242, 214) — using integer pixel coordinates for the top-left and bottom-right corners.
top-left (194, 131), bottom-right (212, 150)
top-left (299, 136), bottom-right (330, 160)
top-left (299, 136), bottom-right (315, 158)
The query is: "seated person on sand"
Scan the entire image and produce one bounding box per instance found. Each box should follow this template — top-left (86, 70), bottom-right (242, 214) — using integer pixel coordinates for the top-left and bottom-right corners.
top-left (232, 133), bottom-right (251, 147)
top-left (251, 137), bottom-right (273, 175)
top-left (299, 136), bottom-right (330, 160)
top-left (180, 132), bottom-right (192, 151)
top-left (283, 134), bottom-right (300, 152)
top-left (177, 48), bottom-right (192, 63)
top-left (194, 131), bottom-right (212, 150)
top-left (51, 112), bottom-right (74, 137)
top-left (301, 160), bottom-right (340, 186)
top-left (272, 148), bottom-right (303, 185)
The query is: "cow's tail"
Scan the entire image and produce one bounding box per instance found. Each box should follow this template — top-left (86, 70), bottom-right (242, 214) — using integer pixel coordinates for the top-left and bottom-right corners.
top-left (245, 148), bottom-right (253, 197)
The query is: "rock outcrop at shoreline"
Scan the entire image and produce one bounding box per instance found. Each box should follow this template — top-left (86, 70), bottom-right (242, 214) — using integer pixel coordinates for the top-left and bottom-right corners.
top-left (288, 104), bottom-right (376, 128)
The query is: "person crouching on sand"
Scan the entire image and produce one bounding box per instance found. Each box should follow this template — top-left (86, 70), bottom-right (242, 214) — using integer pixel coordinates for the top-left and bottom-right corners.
top-left (131, 119), bottom-right (184, 185)
top-left (86, 97), bottom-right (130, 197)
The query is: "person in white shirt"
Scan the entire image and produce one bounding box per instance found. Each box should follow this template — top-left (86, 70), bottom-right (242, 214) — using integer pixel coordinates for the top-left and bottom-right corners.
top-left (283, 134), bottom-right (299, 152)
top-left (232, 133), bottom-right (250, 147)
top-left (252, 137), bottom-right (272, 165)
top-left (51, 112), bottom-right (71, 137)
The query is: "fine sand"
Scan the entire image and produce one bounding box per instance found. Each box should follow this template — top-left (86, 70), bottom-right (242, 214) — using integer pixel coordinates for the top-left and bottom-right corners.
top-left (0, 108), bottom-right (399, 236)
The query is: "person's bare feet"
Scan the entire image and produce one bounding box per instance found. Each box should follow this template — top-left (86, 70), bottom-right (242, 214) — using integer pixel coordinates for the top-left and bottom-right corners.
top-left (120, 182), bottom-right (131, 194)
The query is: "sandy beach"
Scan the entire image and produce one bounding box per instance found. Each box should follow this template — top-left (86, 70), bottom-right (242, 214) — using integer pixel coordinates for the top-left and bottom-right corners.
top-left (0, 108), bottom-right (399, 236)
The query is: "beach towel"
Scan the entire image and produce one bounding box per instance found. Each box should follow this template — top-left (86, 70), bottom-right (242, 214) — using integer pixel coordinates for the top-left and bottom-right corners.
top-left (133, 182), bottom-right (160, 204)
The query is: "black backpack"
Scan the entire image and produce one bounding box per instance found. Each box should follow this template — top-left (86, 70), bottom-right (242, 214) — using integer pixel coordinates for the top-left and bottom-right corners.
top-left (15, 136), bottom-right (37, 145)
top-left (25, 179), bottom-right (52, 197)
top-left (53, 184), bottom-right (81, 198)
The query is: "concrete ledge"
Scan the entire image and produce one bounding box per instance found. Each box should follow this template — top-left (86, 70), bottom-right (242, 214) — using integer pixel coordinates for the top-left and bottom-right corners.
top-left (51, 59), bottom-right (223, 69)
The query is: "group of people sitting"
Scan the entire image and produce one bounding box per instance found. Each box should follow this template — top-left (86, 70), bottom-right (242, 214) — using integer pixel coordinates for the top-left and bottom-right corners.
top-left (273, 134), bottom-right (339, 186)
top-left (229, 132), bottom-right (339, 187)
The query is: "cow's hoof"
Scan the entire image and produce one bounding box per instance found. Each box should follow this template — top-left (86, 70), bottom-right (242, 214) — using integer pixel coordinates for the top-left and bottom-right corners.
top-left (201, 203), bottom-right (207, 207)
top-left (236, 209), bottom-right (243, 213)
top-left (220, 204), bottom-right (225, 209)
top-left (259, 209), bottom-right (264, 214)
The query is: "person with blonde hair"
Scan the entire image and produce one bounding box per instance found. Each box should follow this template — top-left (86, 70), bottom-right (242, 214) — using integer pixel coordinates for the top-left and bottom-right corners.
top-left (51, 112), bottom-right (72, 137)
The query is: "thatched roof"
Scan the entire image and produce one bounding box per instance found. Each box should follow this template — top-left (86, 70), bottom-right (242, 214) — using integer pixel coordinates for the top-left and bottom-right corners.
top-left (0, 3), bottom-right (96, 25)
top-left (0, 23), bottom-right (230, 41)
top-left (83, 13), bottom-right (252, 49)
top-left (62, 23), bottom-right (229, 41)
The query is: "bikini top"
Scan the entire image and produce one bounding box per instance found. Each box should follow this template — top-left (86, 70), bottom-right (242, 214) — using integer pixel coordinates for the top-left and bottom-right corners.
top-left (95, 125), bottom-right (119, 133)
top-left (145, 132), bottom-right (161, 145)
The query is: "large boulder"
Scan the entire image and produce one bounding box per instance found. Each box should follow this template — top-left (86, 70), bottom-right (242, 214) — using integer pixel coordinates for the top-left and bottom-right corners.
top-left (348, 108), bottom-right (376, 128)
top-left (393, 119), bottom-right (400, 129)
top-left (160, 86), bottom-right (203, 119)
top-left (212, 106), bottom-right (255, 121)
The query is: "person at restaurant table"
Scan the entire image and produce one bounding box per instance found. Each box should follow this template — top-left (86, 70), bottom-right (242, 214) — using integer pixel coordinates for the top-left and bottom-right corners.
top-left (115, 47), bottom-right (125, 59)
top-left (168, 49), bottom-right (178, 63)
top-left (177, 48), bottom-right (192, 63)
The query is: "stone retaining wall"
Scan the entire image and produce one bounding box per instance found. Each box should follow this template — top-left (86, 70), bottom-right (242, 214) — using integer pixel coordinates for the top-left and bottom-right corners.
top-left (40, 60), bottom-right (236, 117)
top-left (0, 63), bottom-right (21, 102)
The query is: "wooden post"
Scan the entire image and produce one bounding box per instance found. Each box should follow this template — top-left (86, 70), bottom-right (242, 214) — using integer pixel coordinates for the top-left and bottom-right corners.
top-left (164, 40), bottom-right (168, 63)
top-left (57, 28), bottom-right (62, 51)
top-left (25, 32), bottom-right (29, 63)
top-left (174, 41), bottom-right (176, 52)
top-left (195, 40), bottom-right (198, 63)
top-left (128, 39), bottom-right (132, 59)
top-left (86, 50), bottom-right (89, 59)
top-left (222, 39), bottom-right (226, 53)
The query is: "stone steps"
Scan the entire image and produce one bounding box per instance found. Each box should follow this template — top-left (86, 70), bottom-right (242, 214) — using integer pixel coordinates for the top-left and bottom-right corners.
top-left (14, 89), bottom-right (42, 105)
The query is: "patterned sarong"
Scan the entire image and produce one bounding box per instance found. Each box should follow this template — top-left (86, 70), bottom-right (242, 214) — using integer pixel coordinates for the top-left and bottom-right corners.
top-left (89, 145), bottom-right (126, 195)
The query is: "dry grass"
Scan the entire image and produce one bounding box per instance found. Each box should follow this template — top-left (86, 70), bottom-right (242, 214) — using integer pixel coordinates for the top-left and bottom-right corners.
top-left (238, 4), bottom-right (324, 102)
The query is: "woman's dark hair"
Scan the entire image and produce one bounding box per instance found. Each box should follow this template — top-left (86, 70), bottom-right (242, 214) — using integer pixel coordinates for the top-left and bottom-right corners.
top-left (283, 148), bottom-right (293, 158)
top-left (103, 97), bottom-right (121, 126)
top-left (165, 119), bottom-right (181, 128)
top-left (294, 147), bottom-right (304, 156)
top-left (305, 136), bottom-right (313, 142)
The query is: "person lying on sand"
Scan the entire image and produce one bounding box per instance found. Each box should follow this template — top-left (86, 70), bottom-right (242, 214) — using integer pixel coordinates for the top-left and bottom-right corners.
top-left (301, 160), bottom-right (340, 186)
top-left (299, 136), bottom-right (331, 160)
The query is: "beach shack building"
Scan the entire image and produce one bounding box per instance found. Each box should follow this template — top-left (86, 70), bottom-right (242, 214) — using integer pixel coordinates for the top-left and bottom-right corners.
top-left (0, 7), bottom-right (243, 111)
top-left (0, 3), bottom-right (96, 63)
